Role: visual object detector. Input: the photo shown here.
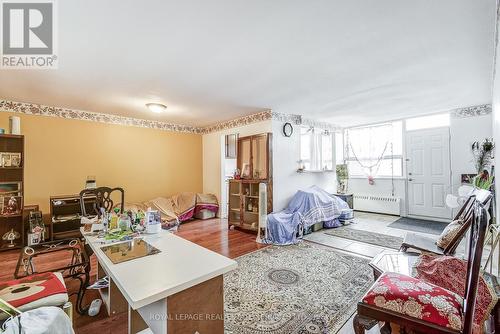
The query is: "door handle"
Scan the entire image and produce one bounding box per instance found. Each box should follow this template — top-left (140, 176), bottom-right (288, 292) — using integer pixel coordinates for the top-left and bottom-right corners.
top-left (408, 178), bottom-right (413, 181)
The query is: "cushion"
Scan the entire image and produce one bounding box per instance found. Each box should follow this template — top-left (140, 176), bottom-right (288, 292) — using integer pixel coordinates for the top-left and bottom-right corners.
top-left (362, 272), bottom-right (463, 331)
top-left (0, 272), bottom-right (68, 319)
top-left (436, 219), bottom-right (463, 249)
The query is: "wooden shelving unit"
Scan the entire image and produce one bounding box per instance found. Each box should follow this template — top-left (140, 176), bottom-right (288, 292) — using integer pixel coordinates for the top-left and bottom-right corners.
top-left (0, 134), bottom-right (24, 250)
top-left (228, 133), bottom-right (273, 232)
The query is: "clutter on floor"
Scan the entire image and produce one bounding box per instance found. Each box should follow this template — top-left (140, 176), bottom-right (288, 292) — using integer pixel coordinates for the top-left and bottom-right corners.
top-left (123, 192), bottom-right (219, 230)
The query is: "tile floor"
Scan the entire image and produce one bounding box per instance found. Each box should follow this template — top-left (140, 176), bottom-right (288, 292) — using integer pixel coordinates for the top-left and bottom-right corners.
top-left (304, 211), bottom-right (468, 258)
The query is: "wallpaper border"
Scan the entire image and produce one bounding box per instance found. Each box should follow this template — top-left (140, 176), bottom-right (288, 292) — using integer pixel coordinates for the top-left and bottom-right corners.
top-left (0, 99), bottom-right (489, 134)
top-left (450, 104), bottom-right (492, 118)
top-left (0, 100), bottom-right (202, 134)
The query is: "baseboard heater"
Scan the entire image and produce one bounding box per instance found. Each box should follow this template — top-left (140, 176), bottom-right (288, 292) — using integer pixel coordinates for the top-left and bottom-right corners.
top-left (353, 194), bottom-right (401, 215)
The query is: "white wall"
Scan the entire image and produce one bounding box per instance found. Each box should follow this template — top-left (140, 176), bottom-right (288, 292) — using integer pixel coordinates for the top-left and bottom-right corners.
top-left (347, 178), bottom-right (407, 215)
top-left (271, 121), bottom-right (336, 211)
top-left (450, 113), bottom-right (492, 187)
top-left (346, 113), bottom-right (492, 216)
top-left (203, 118), bottom-right (337, 214)
top-left (202, 120), bottom-right (273, 202)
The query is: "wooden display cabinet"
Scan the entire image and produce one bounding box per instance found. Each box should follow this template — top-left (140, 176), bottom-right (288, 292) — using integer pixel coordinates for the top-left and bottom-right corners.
top-left (0, 134), bottom-right (24, 250)
top-left (229, 132), bottom-right (273, 232)
top-left (237, 133), bottom-right (271, 180)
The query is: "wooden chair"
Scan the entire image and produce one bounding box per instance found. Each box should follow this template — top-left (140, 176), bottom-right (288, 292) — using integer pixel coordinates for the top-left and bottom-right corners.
top-left (354, 201), bottom-right (488, 334)
top-left (400, 190), bottom-right (492, 256)
top-left (79, 186), bottom-right (124, 218)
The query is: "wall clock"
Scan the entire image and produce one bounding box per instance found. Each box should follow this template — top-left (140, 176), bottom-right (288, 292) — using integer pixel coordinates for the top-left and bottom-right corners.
top-left (283, 122), bottom-right (293, 137)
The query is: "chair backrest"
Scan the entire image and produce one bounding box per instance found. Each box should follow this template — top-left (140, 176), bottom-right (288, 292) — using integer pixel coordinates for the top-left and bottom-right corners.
top-left (79, 187), bottom-right (124, 218)
top-left (462, 201), bottom-right (489, 334)
top-left (445, 190), bottom-right (492, 254)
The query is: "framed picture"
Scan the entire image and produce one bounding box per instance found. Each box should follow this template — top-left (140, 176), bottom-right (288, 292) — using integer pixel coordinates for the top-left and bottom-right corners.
top-left (10, 153), bottom-right (21, 167)
top-left (1, 195), bottom-right (22, 215)
top-left (0, 182), bottom-right (22, 197)
top-left (0, 153), bottom-right (11, 167)
top-left (28, 233), bottom-right (41, 246)
top-left (241, 163), bottom-right (251, 178)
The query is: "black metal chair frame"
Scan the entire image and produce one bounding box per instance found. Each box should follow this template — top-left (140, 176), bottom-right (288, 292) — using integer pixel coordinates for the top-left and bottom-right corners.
top-left (13, 238), bottom-right (91, 315)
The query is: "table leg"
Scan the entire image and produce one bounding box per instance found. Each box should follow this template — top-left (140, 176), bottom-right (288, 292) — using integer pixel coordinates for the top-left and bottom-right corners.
top-left (129, 306), bottom-right (148, 334)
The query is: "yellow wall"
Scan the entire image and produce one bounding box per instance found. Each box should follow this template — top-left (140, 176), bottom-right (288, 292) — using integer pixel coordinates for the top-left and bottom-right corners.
top-left (0, 112), bottom-right (203, 213)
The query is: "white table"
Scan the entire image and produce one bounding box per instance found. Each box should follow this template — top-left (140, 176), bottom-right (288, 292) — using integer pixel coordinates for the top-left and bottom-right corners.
top-left (81, 229), bottom-right (238, 334)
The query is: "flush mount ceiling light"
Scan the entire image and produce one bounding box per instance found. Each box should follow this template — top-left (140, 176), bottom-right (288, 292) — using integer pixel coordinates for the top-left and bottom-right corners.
top-left (145, 103), bottom-right (167, 113)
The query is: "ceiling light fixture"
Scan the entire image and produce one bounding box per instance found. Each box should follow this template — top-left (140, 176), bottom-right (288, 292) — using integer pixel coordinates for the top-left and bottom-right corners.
top-left (146, 103), bottom-right (167, 113)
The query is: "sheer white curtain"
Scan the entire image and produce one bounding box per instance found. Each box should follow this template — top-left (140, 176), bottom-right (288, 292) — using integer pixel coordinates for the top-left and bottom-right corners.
top-left (300, 127), bottom-right (334, 171)
top-left (346, 123), bottom-right (393, 177)
top-left (311, 131), bottom-right (322, 170)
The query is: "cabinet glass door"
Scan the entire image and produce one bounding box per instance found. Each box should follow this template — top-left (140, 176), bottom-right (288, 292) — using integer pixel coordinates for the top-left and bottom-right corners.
top-left (239, 138), bottom-right (252, 178)
top-left (252, 135), bottom-right (267, 179)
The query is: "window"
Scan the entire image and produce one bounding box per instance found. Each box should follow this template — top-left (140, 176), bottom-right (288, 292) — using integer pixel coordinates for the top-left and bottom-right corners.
top-left (406, 113), bottom-right (450, 131)
top-left (335, 131), bottom-right (344, 164)
top-left (345, 121), bottom-right (403, 177)
top-left (300, 127), bottom-right (334, 171)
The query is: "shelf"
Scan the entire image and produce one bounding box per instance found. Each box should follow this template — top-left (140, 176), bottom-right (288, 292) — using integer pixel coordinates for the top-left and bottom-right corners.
top-left (0, 213), bottom-right (22, 218)
top-left (244, 211), bottom-right (258, 215)
top-left (297, 169), bottom-right (334, 173)
top-left (241, 223), bottom-right (258, 231)
top-left (0, 244), bottom-right (22, 251)
top-left (0, 134), bottom-right (23, 139)
top-left (245, 195), bottom-right (258, 199)
top-left (230, 193), bottom-right (240, 196)
top-left (230, 208), bottom-right (240, 212)
top-left (52, 230), bottom-right (81, 240)
top-left (0, 166), bottom-right (22, 170)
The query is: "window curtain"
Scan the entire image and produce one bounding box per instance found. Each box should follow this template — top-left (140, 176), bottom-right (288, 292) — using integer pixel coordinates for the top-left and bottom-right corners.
top-left (346, 123), bottom-right (392, 176)
top-left (311, 131), bottom-right (322, 171)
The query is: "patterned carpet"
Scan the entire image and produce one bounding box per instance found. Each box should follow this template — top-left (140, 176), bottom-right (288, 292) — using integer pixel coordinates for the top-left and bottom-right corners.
top-left (324, 226), bottom-right (403, 249)
top-left (224, 242), bottom-right (373, 334)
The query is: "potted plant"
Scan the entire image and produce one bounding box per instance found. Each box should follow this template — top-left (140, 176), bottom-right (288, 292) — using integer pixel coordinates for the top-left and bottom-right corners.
top-left (471, 139), bottom-right (495, 189)
top-left (336, 163), bottom-right (348, 193)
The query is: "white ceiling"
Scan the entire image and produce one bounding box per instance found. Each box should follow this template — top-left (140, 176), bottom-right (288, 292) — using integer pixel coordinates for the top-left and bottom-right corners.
top-left (0, 0), bottom-right (495, 127)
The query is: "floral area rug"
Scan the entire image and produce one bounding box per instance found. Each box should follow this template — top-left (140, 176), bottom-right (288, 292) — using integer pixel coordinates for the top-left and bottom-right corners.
top-left (325, 226), bottom-right (403, 250)
top-left (224, 242), bottom-right (373, 333)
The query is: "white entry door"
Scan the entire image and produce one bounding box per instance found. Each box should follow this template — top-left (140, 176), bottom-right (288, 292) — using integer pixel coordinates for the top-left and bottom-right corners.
top-left (406, 127), bottom-right (452, 219)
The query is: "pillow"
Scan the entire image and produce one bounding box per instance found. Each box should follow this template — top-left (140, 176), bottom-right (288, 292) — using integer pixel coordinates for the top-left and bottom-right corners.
top-left (436, 219), bottom-right (463, 249)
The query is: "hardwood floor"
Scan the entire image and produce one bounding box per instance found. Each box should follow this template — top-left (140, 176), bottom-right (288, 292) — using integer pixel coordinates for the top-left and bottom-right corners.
top-left (175, 217), bottom-right (268, 258)
top-left (0, 218), bottom-right (267, 333)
